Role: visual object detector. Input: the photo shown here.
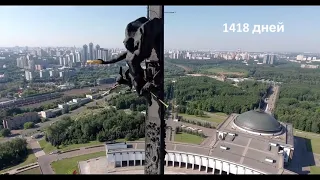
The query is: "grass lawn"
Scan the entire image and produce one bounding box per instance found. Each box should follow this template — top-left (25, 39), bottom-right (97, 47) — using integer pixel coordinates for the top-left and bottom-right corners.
top-left (180, 112), bottom-right (227, 124)
top-left (51, 151), bottom-right (106, 174)
top-left (39, 137), bottom-right (146, 154)
top-left (117, 138), bottom-right (145, 142)
top-left (39, 139), bottom-right (103, 154)
top-left (16, 167), bottom-right (41, 174)
top-left (174, 132), bottom-right (204, 145)
top-left (204, 67), bottom-right (248, 76)
top-left (310, 166), bottom-right (320, 174)
top-left (0, 148), bottom-right (37, 174)
top-left (294, 129), bottom-right (320, 154)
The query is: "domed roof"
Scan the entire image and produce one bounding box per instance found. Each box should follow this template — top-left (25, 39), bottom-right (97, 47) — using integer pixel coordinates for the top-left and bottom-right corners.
top-left (234, 110), bottom-right (282, 134)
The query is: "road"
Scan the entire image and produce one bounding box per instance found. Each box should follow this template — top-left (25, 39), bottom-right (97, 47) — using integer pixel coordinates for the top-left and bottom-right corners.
top-left (265, 85), bottom-right (279, 114)
top-left (38, 146), bottom-right (105, 174)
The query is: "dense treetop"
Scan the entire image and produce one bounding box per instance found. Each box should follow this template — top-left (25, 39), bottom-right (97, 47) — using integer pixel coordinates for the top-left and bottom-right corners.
top-left (165, 76), bottom-right (270, 115)
top-left (45, 108), bottom-right (145, 147)
top-left (0, 138), bottom-right (28, 170)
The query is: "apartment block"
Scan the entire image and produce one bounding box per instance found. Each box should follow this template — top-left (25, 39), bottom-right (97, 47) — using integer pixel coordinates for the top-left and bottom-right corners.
top-left (2, 112), bottom-right (39, 130)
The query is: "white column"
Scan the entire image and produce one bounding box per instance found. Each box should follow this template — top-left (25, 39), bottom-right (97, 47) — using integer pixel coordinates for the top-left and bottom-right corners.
top-left (206, 158), bottom-right (209, 173)
top-left (192, 156), bottom-right (195, 170)
top-left (219, 162), bottom-right (223, 174)
top-left (186, 155), bottom-right (188, 169)
top-left (244, 168), bottom-right (246, 174)
top-left (166, 154), bottom-right (168, 166)
top-left (120, 153), bottom-right (122, 167)
top-left (198, 156), bottom-right (202, 171)
top-left (212, 160), bottom-right (216, 174)
top-left (140, 152), bottom-right (143, 165)
top-left (113, 153), bottom-right (116, 168)
top-left (133, 152), bottom-right (136, 166)
top-left (179, 154), bottom-right (182, 168)
top-left (173, 153), bottom-right (176, 167)
top-left (235, 165), bottom-right (238, 175)
top-left (227, 163), bottom-right (230, 175)
top-left (127, 152), bottom-right (129, 166)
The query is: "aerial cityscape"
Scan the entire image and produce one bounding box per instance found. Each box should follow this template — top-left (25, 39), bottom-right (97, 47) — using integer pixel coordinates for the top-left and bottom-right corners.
top-left (1, 6), bottom-right (320, 175)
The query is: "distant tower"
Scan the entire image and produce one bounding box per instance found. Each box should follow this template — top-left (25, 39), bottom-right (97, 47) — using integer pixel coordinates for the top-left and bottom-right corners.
top-left (269, 55), bottom-right (275, 65)
top-left (89, 42), bottom-right (94, 60)
top-left (101, 48), bottom-right (109, 61)
top-left (263, 55), bottom-right (269, 64)
top-left (82, 44), bottom-right (88, 63)
top-left (95, 44), bottom-right (100, 59)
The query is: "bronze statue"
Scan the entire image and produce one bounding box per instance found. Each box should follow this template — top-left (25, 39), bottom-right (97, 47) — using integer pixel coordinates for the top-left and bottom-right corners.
top-left (115, 66), bottom-right (132, 90)
top-left (89, 17), bottom-right (162, 105)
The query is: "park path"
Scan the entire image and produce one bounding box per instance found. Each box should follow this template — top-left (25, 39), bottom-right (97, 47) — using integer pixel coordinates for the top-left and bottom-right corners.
top-left (38, 146), bottom-right (105, 174)
top-left (28, 139), bottom-right (45, 158)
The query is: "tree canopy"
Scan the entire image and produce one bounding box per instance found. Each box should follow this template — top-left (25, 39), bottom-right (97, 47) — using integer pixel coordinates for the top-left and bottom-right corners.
top-left (0, 138), bottom-right (28, 170)
top-left (165, 76), bottom-right (270, 115)
top-left (45, 108), bottom-right (145, 147)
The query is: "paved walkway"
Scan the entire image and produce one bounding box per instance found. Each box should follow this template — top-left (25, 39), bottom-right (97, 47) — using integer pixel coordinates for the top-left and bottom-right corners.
top-left (2, 163), bottom-right (39, 175)
top-left (38, 146), bottom-right (105, 174)
top-left (29, 140), bottom-right (45, 158)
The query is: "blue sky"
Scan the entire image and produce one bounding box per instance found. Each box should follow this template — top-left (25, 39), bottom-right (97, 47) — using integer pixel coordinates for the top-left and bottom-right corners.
top-left (0, 6), bottom-right (319, 52)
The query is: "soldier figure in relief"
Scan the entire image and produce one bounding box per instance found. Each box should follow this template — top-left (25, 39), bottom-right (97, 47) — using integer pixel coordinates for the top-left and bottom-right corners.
top-left (88, 17), bottom-right (162, 105)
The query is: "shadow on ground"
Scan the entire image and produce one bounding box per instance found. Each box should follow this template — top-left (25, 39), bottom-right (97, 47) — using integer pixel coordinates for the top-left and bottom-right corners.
top-left (286, 136), bottom-right (315, 174)
top-left (32, 147), bottom-right (43, 154)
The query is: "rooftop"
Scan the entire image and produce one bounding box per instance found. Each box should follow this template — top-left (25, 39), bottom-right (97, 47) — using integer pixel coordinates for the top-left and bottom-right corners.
top-left (217, 113), bottom-right (294, 147)
top-left (213, 112), bottom-right (295, 174)
top-left (234, 110), bottom-right (282, 134)
top-left (106, 141), bottom-right (294, 174)
top-left (102, 112), bottom-right (295, 175)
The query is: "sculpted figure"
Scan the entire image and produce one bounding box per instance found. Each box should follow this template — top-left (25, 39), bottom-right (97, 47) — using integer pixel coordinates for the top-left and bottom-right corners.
top-left (89, 17), bottom-right (162, 105)
top-left (115, 66), bottom-right (132, 89)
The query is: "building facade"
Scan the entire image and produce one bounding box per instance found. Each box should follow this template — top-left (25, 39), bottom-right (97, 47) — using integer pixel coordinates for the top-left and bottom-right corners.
top-left (2, 112), bottom-right (39, 130)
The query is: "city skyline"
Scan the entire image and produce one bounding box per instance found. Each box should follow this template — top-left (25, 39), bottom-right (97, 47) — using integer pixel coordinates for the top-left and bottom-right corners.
top-left (1, 6), bottom-right (320, 52)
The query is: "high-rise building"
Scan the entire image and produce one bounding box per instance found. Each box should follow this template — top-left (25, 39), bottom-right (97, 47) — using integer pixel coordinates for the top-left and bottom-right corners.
top-left (16, 56), bottom-right (29, 69)
top-left (59, 56), bottom-right (63, 65)
top-left (69, 53), bottom-right (76, 63)
top-left (27, 55), bottom-right (35, 71)
top-left (63, 57), bottom-right (68, 66)
top-left (83, 44), bottom-right (88, 62)
top-left (75, 51), bottom-right (81, 62)
top-left (40, 70), bottom-right (50, 78)
top-left (25, 71), bottom-right (33, 81)
top-left (263, 54), bottom-right (276, 65)
top-left (49, 69), bottom-right (58, 77)
top-left (269, 55), bottom-right (275, 65)
top-left (263, 55), bottom-right (269, 64)
top-left (89, 42), bottom-right (94, 60)
top-left (101, 48), bottom-right (109, 61)
top-left (95, 44), bottom-right (100, 59)
top-left (97, 49), bottom-right (102, 59)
